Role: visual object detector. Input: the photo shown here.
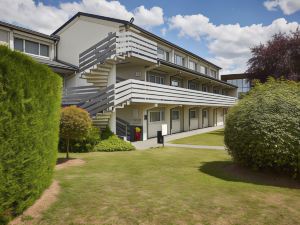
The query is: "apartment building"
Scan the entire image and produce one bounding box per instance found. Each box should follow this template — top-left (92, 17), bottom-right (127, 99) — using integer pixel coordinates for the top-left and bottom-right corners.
top-left (0, 12), bottom-right (237, 141)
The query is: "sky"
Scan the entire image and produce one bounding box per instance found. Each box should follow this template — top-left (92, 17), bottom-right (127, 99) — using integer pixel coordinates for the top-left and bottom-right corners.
top-left (0, 0), bottom-right (299, 74)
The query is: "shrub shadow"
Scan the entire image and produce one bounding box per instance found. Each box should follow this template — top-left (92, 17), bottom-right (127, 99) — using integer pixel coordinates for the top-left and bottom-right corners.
top-left (56, 157), bottom-right (76, 165)
top-left (199, 161), bottom-right (300, 189)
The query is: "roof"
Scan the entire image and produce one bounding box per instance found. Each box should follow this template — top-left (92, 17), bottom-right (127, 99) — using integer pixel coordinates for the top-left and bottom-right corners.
top-left (221, 73), bottom-right (250, 81)
top-left (52, 12), bottom-right (221, 70)
top-left (35, 57), bottom-right (78, 71)
top-left (159, 60), bottom-right (237, 88)
top-left (0, 20), bottom-right (59, 41)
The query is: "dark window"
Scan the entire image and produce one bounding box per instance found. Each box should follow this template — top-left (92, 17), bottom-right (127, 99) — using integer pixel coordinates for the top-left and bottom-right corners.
top-left (25, 40), bottom-right (39, 55)
top-left (172, 110), bottom-right (180, 120)
top-left (40, 44), bottom-right (49, 57)
top-left (14, 38), bottom-right (24, 51)
top-left (190, 110), bottom-right (196, 119)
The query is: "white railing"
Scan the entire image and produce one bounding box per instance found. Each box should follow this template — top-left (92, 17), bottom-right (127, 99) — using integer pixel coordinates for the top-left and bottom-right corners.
top-left (78, 31), bottom-right (158, 72)
top-left (115, 79), bottom-right (237, 107)
top-left (116, 31), bottom-right (157, 63)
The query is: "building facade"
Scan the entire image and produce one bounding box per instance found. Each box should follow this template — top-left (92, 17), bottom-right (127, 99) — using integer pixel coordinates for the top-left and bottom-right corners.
top-left (0, 12), bottom-right (238, 141)
top-left (221, 74), bottom-right (251, 98)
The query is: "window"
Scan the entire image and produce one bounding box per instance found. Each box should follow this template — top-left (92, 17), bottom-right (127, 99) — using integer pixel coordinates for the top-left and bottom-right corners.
top-left (190, 110), bottom-right (196, 119)
top-left (14, 37), bottom-right (49, 57)
top-left (199, 65), bottom-right (206, 74)
top-left (0, 29), bottom-right (8, 44)
top-left (202, 85), bottom-right (208, 92)
top-left (172, 110), bottom-right (180, 120)
top-left (171, 79), bottom-right (181, 87)
top-left (25, 40), bottom-right (39, 55)
top-left (40, 44), bottom-right (49, 57)
top-left (222, 89), bottom-right (227, 95)
top-left (210, 70), bottom-right (217, 78)
top-left (204, 67), bottom-right (209, 75)
top-left (213, 89), bottom-right (220, 94)
top-left (188, 82), bottom-right (198, 90)
top-left (149, 110), bottom-right (165, 122)
top-left (189, 61), bottom-right (196, 70)
top-left (14, 38), bottom-right (23, 51)
top-left (157, 47), bottom-right (169, 61)
top-left (174, 54), bottom-right (184, 66)
top-left (148, 74), bottom-right (165, 85)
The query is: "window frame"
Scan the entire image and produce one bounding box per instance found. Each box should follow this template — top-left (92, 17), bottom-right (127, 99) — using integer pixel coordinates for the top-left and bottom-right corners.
top-left (171, 110), bottom-right (180, 120)
top-left (189, 110), bottom-right (197, 119)
top-left (149, 110), bottom-right (165, 123)
top-left (13, 37), bottom-right (50, 58)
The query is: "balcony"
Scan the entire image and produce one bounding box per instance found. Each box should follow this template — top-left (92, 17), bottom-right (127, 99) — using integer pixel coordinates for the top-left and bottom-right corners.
top-left (79, 31), bottom-right (157, 72)
top-left (115, 79), bottom-right (237, 107)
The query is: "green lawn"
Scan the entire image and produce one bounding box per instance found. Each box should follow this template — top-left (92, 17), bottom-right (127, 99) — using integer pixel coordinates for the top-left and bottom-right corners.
top-left (171, 129), bottom-right (224, 146)
top-left (34, 148), bottom-right (300, 225)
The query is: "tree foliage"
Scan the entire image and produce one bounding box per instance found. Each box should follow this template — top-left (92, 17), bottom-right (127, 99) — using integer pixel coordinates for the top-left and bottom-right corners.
top-left (0, 46), bottom-right (61, 223)
top-left (60, 106), bottom-right (92, 158)
top-left (224, 78), bottom-right (300, 177)
top-left (247, 29), bottom-right (300, 82)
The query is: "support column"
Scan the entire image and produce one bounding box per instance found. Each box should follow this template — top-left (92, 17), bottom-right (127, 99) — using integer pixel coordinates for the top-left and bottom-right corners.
top-left (107, 64), bottom-right (116, 86)
top-left (109, 110), bottom-right (116, 133)
top-left (183, 105), bottom-right (194, 131)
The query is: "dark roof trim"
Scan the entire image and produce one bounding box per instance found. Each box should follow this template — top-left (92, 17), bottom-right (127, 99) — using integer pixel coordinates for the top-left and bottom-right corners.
top-left (159, 60), bottom-right (237, 88)
top-left (52, 12), bottom-right (221, 70)
top-left (0, 20), bottom-right (59, 41)
top-left (221, 73), bottom-right (250, 81)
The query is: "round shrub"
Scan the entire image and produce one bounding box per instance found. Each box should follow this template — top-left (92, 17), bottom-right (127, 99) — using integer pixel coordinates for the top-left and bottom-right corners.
top-left (59, 126), bottom-right (101, 153)
top-left (94, 135), bottom-right (135, 152)
top-left (0, 46), bottom-right (62, 223)
top-left (60, 106), bottom-right (92, 158)
top-left (225, 78), bottom-right (300, 176)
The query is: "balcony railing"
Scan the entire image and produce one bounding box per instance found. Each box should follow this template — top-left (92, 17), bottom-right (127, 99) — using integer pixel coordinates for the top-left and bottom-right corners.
top-left (79, 31), bottom-right (157, 72)
top-left (115, 79), bottom-right (237, 107)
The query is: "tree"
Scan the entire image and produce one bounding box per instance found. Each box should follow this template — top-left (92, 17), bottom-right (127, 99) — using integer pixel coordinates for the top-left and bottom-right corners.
top-left (60, 106), bottom-right (92, 158)
top-left (247, 29), bottom-right (300, 82)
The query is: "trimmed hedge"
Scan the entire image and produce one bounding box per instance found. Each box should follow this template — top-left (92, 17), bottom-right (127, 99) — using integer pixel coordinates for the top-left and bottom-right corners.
top-left (0, 46), bottom-right (62, 223)
top-left (224, 78), bottom-right (300, 177)
top-left (94, 135), bottom-right (135, 152)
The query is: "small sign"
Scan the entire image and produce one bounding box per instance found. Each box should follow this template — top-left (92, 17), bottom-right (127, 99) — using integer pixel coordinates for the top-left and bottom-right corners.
top-left (162, 124), bottom-right (168, 136)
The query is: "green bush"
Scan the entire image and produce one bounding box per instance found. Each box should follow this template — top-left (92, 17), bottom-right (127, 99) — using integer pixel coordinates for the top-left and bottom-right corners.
top-left (0, 46), bottom-right (62, 223)
top-left (224, 78), bottom-right (300, 177)
top-left (60, 106), bottom-right (92, 158)
top-left (101, 126), bottom-right (114, 140)
top-left (59, 126), bottom-right (101, 153)
top-left (94, 135), bottom-right (135, 152)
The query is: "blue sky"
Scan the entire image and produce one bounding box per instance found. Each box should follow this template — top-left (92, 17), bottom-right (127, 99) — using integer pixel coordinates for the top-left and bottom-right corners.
top-left (2, 0), bottom-right (300, 73)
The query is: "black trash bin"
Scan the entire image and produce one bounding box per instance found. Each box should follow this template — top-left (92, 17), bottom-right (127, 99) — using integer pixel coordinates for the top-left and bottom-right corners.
top-left (157, 131), bottom-right (164, 144)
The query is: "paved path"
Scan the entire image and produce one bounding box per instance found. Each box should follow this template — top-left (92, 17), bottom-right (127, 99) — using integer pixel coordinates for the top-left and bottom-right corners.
top-left (165, 143), bottom-right (225, 150)
top-left (133, 126), bottom-right (224, 150)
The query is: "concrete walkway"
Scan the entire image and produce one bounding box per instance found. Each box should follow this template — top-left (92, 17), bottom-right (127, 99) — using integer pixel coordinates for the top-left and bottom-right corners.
top-left (133, 126), bottom-right (224, 150)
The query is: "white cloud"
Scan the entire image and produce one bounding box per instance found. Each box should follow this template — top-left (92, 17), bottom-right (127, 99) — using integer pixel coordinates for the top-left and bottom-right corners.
top-left (264, 0), bottom-right (300, 15)
top-left (168, 14), bottom-right (299, 74)
top-left (0, 0), bottom-right (164, 34)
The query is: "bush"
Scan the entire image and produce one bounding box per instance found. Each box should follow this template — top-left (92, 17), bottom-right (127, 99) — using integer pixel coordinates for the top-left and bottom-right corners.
top-left (224, 78), bottom-right (300, 177)
top-left (94, 135), bottom-right (135, 152)
top-left (0, 46), bottom-right (61, 222)
top-left (60, 106), bottom-right (92, 158)
top-left (59, 126), bottom-right (101, 153)
top-left (101, 126), bottom-right (114, 140)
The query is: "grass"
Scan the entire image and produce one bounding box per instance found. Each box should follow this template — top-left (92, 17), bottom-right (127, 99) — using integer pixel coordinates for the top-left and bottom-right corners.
top-left (36, 148), bottom-right (300, 225)
top-left (171, 128), bottom-right (224, 146)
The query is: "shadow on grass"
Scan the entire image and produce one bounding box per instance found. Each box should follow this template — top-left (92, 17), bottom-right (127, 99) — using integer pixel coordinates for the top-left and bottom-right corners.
top-left (208, 129), bottom-right (224, 136)
top-left (56, 157), bottom-right (76, 165)
top-left (199, 161), bottom-right (300, 189)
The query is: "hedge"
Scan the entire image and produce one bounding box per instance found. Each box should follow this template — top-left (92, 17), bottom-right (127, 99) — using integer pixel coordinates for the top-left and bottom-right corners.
top-left (94, 135), bottom-right (135, 152)
top-left (224, 78), bottom-right (300, 177)
top-left (0, 46), bottom-right (62, 223)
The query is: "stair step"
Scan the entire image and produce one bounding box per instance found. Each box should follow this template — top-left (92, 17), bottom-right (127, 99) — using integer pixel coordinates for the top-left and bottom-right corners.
top-left (89, 71), bottom-right (109, 76)
top-left (93, 67), bottom-right (111, 72)
top-left (84, 76), bottom-right (108, 81)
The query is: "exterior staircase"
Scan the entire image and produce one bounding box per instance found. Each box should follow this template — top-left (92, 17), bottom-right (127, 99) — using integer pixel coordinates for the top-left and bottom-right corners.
top-left (81, 60), bottom-right (114, 89)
